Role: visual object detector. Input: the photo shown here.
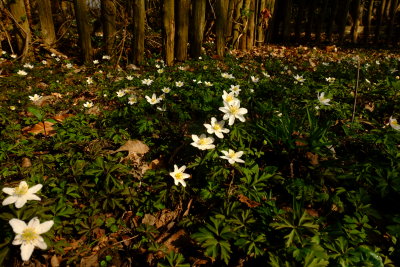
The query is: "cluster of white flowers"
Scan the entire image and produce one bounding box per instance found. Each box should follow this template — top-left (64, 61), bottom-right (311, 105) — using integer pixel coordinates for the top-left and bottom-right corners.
top-left (2, 181), bottom-right (54, 262)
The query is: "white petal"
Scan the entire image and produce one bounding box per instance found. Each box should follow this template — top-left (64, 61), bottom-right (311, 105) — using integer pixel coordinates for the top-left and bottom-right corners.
top-left (215, 132), bottom-right (224, 138)
top-left (2, 196), bottom-right (18, 206)
top-left (179, 180), bottom-right (187, 187)
top-left (9, 219), bottom-right (27, 234)
top-left (28, 217), bottom-right (40, 229)
top-left (237, 115), bottom-right (246, 122)
top-left (236, 151), bottom-right (244, 157)
top-left (34, 239), bottom-right (47, 250)
top-left (178, 165), bottom-right (186, 173)
top-left (25, 194), bottom-right (41, 201)
top-left (191, 135), bottom-right (199, 142)
top-left (239, 108), bottom-right (248, 114)
top-left (37, 220), bottom-right (54, 234)
top-left (2, 187), bottom-right (15, 195)
top-left (15, 197), bottom-right (28, 209)
top-left (228, 116), bottom-right (235, 126)
top-left (19, 181), bottom-right (28, 188)
top-left (20, 243), bottom-right (35, 261)
top-left (235, 158), bottom-right (245, 163)
top-left (12, 235), bottom-right (23, 245)
top-left (27, 184), bottom-right (42, 194)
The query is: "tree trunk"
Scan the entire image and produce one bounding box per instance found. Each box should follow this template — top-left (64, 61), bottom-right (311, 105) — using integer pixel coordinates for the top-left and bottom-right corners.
top-left (326, 0), bottom-right (338, 42)
top-left (267, 0), bottom-right (280, 42)
top-left (282, 0), bottom-right (292, 41)
top-left (163, 0), bottom-right (174, 65)
top-left (338, 0), bottom-right (352, 44)
top-left (246, 0), bottom-right (255, 49)
top-left (375, 0), bottom-right (387, 43)
top-left (38, 0), bottom-right (56, 47)
top-left (350, 0), bottom-right (363, 43)
top-left (132, 0), bottom-right (145, 64)
top-left (363, 0), bottom-right (374, 43)
top-left (256, 0), bottom-right (266, 46)
top-left (305, 0), bottom-right (317, 41)
top-left (315, 0), bottom-right (328, 43)
top-left (216, 0), bottom-right (229, 56)
top-left (8, 0), bottom-right (31, 56)
top-left (387, 0), bottom-right (399, 43)
top-left (240, 0), bottom-right (251, 50)
top-left (190, 0), bottom-right (206, 58)
top-left (175, 0), bottom-right (189, 61)
top-left (233, 0), bottom-right (244, 49)
top-left (294, 0), bottom-right (305, 41)
top-left (226, 0), bottom-right (236, 42)
top-left (73, 0), bottom-right (92, 63)
top-left (101, 0), bottom-right (116, 57)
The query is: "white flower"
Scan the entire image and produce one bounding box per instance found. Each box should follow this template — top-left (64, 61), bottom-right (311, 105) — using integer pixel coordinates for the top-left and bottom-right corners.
top-left (169, 165), bottom-right (190, 187)
top-left (294, 74), bottom-right (305, 84)
top-left (178, 66), bottom-right (187, 71)
top-left (51, 53), bottom-right (56, 57)
top-left (191, 134), bottom-right (215, 150)
top-left (2, 181), bottom-right (42, 208)
top-left (9, 217), bottom-right (54, 261)
top-left (365, 78), bottom-right (371, 84)
top-left (116, 89), bottom-right (126, 97)
top-left (126, 75), bottom-right (134, 81)
top-left (10, 106), bottom-right (16, 110)
top-left (2, 51), bottom-right (7, 55)
top-left (17, 70), bottom-right (28, 76)
top-left (155, 64), bottom-right (161, 69)
top-left (86, 77), bottom-right (93, 85)
top-left (29, 94), bottom-right (42, 102)
top-left (219, 101), bottom-right (248, 125)
top-left (23, 63), bottom-right (34, 69)
top-left (175, 81), bottom-right (184, 87)
top-left (83, 101), bottom-right (93, 108)
top-left (221, 72), bottom-right (235, 79)
top-left (389, 116), bottom-right (400, 131)
top-left (145, 93), bottom-right (161, 105)
top-left (262, 72), bottom-right (271, 78)
top-left (128, 96), bottom-right (137, 105)
top-left (142, 78), bottom-right (153, 86)
top-left (102, 55), bottom-right (110, 60)
top-left (65, 63), bottom-right (73, 69)
top-left (162, 87), bottom-right (171, 93)
top-left (325, 77), bottom-right (336, 83)
top-left (204, 81), bottom-right (213, 87)
top-left (157, 68), bottom-right (164, 74)
top-left (42, 60), bottom-right (47, 65)
top-left (93, 60), bottom-right (99, 64)
top-left (229, 84), bottom-right (241, 96)
top-left (11, 54), bottom-right (17, 58)
top-left (251, 76), bottom-right (259, 83)
top-left (204, 117), bottom-right (230, 139)
top-left (318, 92), bottom-right (331, 106)
top-left (222, 90), bottom-right (238, 105)
top-left (55, 57), bottom-right (60, 62)
top-left (220, 149), bottom-right (245, 164)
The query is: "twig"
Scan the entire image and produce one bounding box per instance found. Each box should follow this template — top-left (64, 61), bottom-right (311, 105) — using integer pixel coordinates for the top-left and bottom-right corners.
top-left (351, 57), bottom-right (361, 123)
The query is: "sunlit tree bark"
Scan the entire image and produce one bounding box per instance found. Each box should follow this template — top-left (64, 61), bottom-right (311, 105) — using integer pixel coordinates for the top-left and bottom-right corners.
top-left (216, 0), bottom-right (229, 56)
top-left (163, 0), bottom-right (175, 65)
top-left (175, 0), bottom-right (189, 61)
top-left (132, 0), bottom-right (145, 64)
top-left (190, 0), bottom-right (206, 58)
top-left (38, 0), bottom-right (56, 47)
top-left (73, 0), bottom-right (92, 63)
top-left (8, 0), bottom-right (31, 56)
top-left (101, 0), bottom-right (116, 57)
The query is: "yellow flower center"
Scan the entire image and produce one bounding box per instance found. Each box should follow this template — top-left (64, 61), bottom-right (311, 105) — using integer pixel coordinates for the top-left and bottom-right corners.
top-left (228, 151), bottom-right (236, 158)
top-left (392, 120), bottom-right (398, 126)
top-left (198, 138), bottom-right (207, 145)
top-left (15, 184), bottom-right (28, 196)
top-left (226, 95), bottom-right (234, 102)
top-left (21, 228), bottom-right (38, 243)
top-left (229, 106), bottom-right (239, 115)
top-left (175, 173), bottom-right (183, 180)
top-left (213, 124), bottom-right (221, 131)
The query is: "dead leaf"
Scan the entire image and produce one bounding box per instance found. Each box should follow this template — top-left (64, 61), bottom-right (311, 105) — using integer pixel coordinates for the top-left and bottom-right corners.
top-left (306, 152), bottom-right (319, 165)
top-left (80, 254), bottom-right (99, 267)
top-left (21, 157), bottom-right (32, 168)
top-left (53, 113), bottom-right (73, 122)
top-left (23, 121), bottom-right (56, 136)
top-left (156, 209), bottom-right (179, 229)
top-left (142, 214), bottom-right (157, 226)
top-left (113, 140), bottom-right (149, 163)
top-left (51, 255), bottom-right (61, 267)
top-left (238, 194), bottom-right (261, 208)
top-left (163, 229), bottom-right (187, 253)
top-left (364, 102), bottom-right (374, 112)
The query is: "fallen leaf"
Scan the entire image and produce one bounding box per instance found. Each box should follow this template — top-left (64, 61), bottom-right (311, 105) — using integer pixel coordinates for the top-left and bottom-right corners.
top-left (80, 254), bottom-right (99, 267)
top-left (51, 255), bottom-right (61, 267)
top-left (113, 139), bottom-right (149, 159)
top-left (306, 152), bottom-right (319, 165)
top-left (23, 121), bottom-right (56, 136)
top-left (53, 113), bottom-right (73, 122)
top-left (21, 157), bottom-right (32, 168)
top-left (238, 194), bottom-right (261, 208)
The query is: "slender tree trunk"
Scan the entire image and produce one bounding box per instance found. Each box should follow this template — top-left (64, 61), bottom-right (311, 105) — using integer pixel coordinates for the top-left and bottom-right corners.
top-left (315, 0), bottom-right (328, 43)
top-left (101, 0), bottom-right (116, 57)
top-left (233, 0), bottom-right (244, 49)
top-left (375, 0), bottom-right (387, 43)
top-left (246, 0), bottom-right (255, 49)
top-left (226, 0), bottom-right (235, 42)
top-left (216, 0), bottom-right (229, 56)
top-left (294, 0), bottom-right (305, 41)
top-left (256, 0), bottom-right (266, 46)
top-left (305, 0), bottom-right (317, 41)
top-left (338, 0), bottom-right (352, 44)
top-left (73, 0), bottom-right (92, 63)
top-left (163, 0), bottom-right (174, 65)
top-left (387, 0), bottom-right (399, 43)
top-left (364, 0), bottom-right (374, 43)
top-left (267, 0), bottom-right (280, 42)
top-left (240, 0), bottom-right (251, 50)
top-left (282, 0), bottom-right (292, 41)
top-left (350, 0), bottom-right (363, 43)
top-left (8, 0), bottom-right (31, 56)
top-left (326, 0), bottom-right (338, 42)
top-left (190, 0), bottom-right (206, 58)
top-left (132, 0), bottom-right (145, 64)
top-left (175, 0), bottom-right (189, 61)
top-left (38, 0), bottom-right (56, 47)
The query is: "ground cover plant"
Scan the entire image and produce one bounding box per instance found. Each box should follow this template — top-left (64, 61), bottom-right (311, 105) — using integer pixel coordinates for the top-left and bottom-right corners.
top-left (0, 46), bottom-right (400, 266)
